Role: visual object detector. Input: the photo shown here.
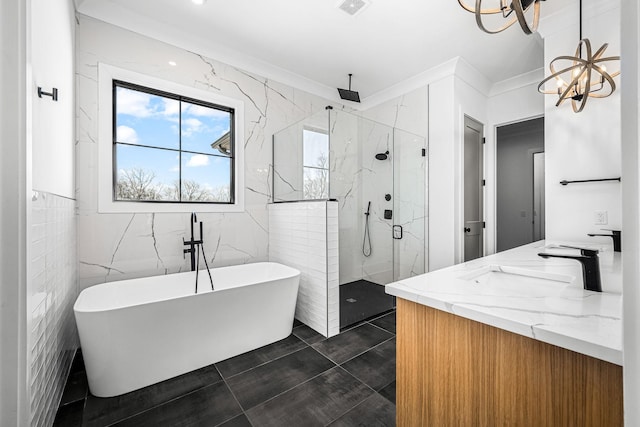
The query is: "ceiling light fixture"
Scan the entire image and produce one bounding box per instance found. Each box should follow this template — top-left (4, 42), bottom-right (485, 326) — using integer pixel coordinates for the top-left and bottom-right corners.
top-left (191, 0), bottom-right (206, 5)
top-left (337, 0), bottom-right (369, 16)
top-left (537, 0), bottom-right (620, 113)
top-left (457, 0), bottom-right (544, 34)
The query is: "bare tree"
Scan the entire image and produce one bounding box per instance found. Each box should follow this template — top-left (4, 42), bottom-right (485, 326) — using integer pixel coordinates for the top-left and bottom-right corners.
top-left (210, 185), bottom-right (231, 202)
top-left (116, 169), bottom-right (230, 202)
top-left (164, 179), bottom-right (230, 202)
top-left (303, 152), bottom-right (329, 199)
top-left (181, 180), bottom-right (212, 201)
top-left (116, 168), bottom-right (163, 200)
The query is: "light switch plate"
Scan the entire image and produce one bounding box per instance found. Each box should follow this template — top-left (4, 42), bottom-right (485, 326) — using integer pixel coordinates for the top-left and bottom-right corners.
top-left (594, 210), bottom-right (608, 225)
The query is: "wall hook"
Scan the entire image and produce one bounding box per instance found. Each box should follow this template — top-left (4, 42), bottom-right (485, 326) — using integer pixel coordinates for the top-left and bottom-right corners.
top-left (37, 87), bottom-right (58, 101)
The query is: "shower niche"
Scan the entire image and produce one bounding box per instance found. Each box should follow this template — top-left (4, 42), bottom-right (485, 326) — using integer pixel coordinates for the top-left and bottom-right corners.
top-left (272, 108), bottom-right (427, 330)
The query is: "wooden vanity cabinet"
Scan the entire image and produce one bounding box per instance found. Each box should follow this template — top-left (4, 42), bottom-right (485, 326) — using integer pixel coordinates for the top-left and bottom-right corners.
top-left (396, 299), bottom-right (623, 427)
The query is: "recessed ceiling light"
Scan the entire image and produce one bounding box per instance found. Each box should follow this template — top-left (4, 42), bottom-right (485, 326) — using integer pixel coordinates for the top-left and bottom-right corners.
top-left (191, 0), bottom-right (206, 5)
top-left (168, 61), bottom-right (177, 66)
top-left (337, 0), bottom-right (369, 16)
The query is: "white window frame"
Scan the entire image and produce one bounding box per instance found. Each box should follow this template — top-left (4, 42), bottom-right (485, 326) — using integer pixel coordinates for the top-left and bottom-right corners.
top-left (98, 63), bottom-right (245, 213)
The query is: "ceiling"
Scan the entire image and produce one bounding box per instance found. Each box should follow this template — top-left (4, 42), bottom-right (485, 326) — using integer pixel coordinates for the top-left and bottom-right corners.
top-left (76, 0), bottom-right (572, 105)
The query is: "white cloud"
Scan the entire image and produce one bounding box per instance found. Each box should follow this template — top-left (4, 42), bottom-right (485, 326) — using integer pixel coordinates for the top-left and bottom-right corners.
top-left (186, 154), bottom-right (210, 167)
top-left (169, 165), bottom-right (179, 173)
top-left (116, 87), bottom-right (155, 118)
top-left (181, 118), bottom-right (203, 137)
top-left (116, 125), bottom-right (139, 144)
top-left (161, 98), bottom-right (180, 117)
top-left (183, 104), bottom-right (230, 119)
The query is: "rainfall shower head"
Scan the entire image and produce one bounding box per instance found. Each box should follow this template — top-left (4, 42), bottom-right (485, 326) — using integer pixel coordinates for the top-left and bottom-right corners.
top-left (375, 151), bottom-right (389, 161)
top-left (338, 74), bottom-right (361, 103)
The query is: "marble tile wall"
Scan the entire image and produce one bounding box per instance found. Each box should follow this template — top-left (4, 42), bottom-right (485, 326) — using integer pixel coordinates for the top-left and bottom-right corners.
top-left (268, 201), bottom-right (339, 337)
top-left (392, 129), bottom-right (427, 280)
top-left (328, 108), bottom-right (427, 286)
top-left (75, 15), bottom-right (331, 289)
top-left (30, 191), bottom-right (77, 427)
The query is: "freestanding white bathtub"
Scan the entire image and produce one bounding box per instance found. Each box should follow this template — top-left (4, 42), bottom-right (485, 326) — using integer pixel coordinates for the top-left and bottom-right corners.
top-left (74, 262), bottom-right (300, 397)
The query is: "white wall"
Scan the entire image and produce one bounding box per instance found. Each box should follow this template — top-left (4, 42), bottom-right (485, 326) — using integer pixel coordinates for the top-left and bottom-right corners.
top-left (29, 192), bottom-right (77, 427)
top-left (360, 87), bottom-right (429, 138)
top-left (28, 0), bottom-right (79, 426)
top-left (428, 65), bottom-right (489, 271)
top-left (31, 0), bottom-right (75, 198)
top-left (427, 76), bottom-right (457, 270)
top-left (268, 201), bottom-right (339, 337)
top-left (620, 0), bottom-right (640, 423)
top-left (1, 0), bottom-right (29, 424)
top-left (2, 0), bottom-right (77, 425)
top-left (75, 16), bottom-right (332, 289)
top-left (541, 2), bottom-right (622, 243)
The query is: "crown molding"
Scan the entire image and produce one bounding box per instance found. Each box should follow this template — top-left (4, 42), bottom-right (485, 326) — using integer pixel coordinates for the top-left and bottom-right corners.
top-left (358, 58), bottom-right (458, 109)
top-left (453, 56), bottom-right (493, 97)
top-left (489, 67), bottom-right (545, 97)
top-left (77, 2), bottom-right (551, 112)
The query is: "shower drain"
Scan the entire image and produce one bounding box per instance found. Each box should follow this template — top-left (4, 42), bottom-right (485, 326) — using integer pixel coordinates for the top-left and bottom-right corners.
top-left (346, 298), bottom-right (357, 303)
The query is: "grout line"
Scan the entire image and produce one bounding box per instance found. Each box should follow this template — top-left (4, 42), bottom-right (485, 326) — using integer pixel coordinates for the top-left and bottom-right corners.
top-left (292, 326), bottom-right (327, 346)
top-left (221, 338), bottom-right (310, 381)
top-left (321, 366), bottom-right (382, 426)
top-left (101, 370), bottom-right (226, 426)
top-left (340, 308), bottom-right (396, 332)
top-left (214, 363), bottom-right (254, 427)
top-left (337, 335), bottom-right (396, 367)
top-left (366, 319), bottom-right (396, 336)
top-left (367, 308), bottom-right (396, 322)
top-left (238, 355), bottom-right (339, 414)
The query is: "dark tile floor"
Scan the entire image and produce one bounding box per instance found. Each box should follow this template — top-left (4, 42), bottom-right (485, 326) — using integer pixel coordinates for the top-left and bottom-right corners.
top-left (340, 280), bottom-right (395, 329)
top-left (53, 310), bottom-right (396, 427)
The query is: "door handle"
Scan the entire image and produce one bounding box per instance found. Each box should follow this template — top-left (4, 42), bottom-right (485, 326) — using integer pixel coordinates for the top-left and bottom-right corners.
top-left (464, 227), bottom-right (471, 233)
top-left (393, 225), bottom-right (403, 240)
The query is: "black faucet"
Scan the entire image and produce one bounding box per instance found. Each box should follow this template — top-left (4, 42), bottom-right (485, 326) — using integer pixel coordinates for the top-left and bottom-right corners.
top-left (183, 213), bottom-right (214, 293)
top-left (538, 248), bottom-right (602, 292)
top-left (183, 212), bottom-right (202, 272)
top-left (587, 229), bottom-right (621, 252)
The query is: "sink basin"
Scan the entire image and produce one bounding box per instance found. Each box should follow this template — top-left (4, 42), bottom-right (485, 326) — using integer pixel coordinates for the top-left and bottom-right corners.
top-left (459, 265), bottom-right (574, 287)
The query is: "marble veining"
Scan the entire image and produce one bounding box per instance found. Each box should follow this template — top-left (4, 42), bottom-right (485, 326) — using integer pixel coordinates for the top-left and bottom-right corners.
top-left (75, 16), bottom-right (330, 289)
top-left (386, 240), bottom-right (623, 365)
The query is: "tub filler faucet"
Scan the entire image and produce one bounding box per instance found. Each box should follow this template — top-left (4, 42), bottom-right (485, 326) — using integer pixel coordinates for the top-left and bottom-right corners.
top-left (538, 247), bottom-right (602, 292)
top-left (183, 213), bottom-right (214, 293)
top-left (184, 213), bottom-right (201, 271)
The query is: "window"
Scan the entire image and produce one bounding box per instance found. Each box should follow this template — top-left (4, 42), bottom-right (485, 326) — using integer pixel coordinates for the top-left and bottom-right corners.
top-left (302, 128), bottom-right (329, 199)
top-left (113, 81), bottom-right (234, 204)
top-left (98, 64), bottom-right (244, 213)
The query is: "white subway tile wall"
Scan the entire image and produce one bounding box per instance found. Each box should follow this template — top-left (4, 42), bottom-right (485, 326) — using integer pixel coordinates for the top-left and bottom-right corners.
top-left (268, 201), bottom-right (339, 337)
top-left (30, 192), bottom-right (78, 427)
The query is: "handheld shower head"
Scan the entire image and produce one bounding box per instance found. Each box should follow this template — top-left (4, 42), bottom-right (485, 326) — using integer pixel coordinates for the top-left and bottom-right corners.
top-left (375, 151), bottom-right (389, 161)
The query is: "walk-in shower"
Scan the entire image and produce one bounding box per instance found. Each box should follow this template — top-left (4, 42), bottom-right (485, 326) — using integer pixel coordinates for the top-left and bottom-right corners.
top-left (272, 108), bottom-right (427, 329)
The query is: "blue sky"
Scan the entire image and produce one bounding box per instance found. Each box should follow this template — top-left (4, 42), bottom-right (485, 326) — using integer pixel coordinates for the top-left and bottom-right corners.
top-left (115, 86), bottom-right (232, 197)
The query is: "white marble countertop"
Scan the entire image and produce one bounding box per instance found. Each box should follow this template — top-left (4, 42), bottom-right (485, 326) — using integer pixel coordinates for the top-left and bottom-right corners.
top-left (386, 240), bottom-right (623, 365)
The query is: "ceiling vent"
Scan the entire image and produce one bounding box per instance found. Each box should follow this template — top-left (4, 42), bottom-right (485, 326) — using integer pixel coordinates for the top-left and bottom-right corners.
top-left (337, 0), bottom-right (369, 16)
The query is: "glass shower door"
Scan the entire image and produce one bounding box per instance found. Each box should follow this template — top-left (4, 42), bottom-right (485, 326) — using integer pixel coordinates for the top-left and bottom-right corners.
top-left (393, 129), bottom-right (427, 281)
